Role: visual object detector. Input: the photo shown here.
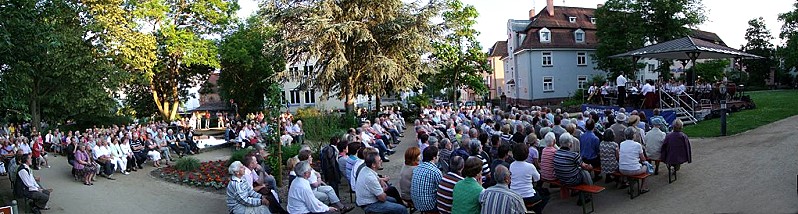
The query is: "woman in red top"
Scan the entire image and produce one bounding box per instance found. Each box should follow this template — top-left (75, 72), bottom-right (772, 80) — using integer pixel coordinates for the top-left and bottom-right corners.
top-left (32, 134), bottom-right (49, 169)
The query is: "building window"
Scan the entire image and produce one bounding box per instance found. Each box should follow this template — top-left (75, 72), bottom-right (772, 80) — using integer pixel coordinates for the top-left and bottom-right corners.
top-left (577, 52), bottom-right (587, 66)
top-left (578, 75), bottom-right (588, 89)
top-left (569, 17), bottom-right (576, 23)
top-left (281, 91), bottom-right (287, 104)
top-left (304, 90), bottom-right (316, 104)
top-left (290, 67), bottom-right (300, 80)
top-left (539, 28), bottom-right (551, 43)
top-left (542, 52), bottom-right (553, 66)
top-left (575, 29), bottom-right (585, 43)
top-left (590, 18), bottom-right (596, 24)
top-left (303, 65), bottom-right (313, 76)
top-left (648, 64), bottom-right (656, 72)
top-left (543, 76), bottom-right (554, 92)
top-left (290, 90), bottom-right (300, 104)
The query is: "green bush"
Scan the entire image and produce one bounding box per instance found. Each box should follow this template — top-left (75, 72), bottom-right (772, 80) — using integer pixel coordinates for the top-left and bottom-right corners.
top-left (175, 157), bottom-right (201, 172)
top-left (265, 143), bottom-right (304, 184)
top-left (301, 112), bottom-right (348, 143)
top-left (227, 148), bottom-right (254, 167)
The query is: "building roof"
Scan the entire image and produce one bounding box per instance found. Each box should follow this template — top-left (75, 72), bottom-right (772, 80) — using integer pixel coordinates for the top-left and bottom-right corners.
top-left (189, 101), bottom-right (230, 112)
top-left (689, 29), bottom-right (726, 46)
top-left (518, 6), bottom-right (598, 50)
top-left (489, 41), bottom-right (508, 57)
top-left (610, 36), bottom-right (762, 60)
top-left (527, 6), bottom-right (597, 30)
top-left (509, 19), bottom-right (533, 32)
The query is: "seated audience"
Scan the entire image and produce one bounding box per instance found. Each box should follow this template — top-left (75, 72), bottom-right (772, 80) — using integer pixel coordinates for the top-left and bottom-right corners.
top-left (618, 127), bottom-right (650, 193)
top-left (436, 156), bottom-right (464, 214)
top-left (509, 143), bottom-right (548, 214)
top-left (225, 161), bottom-right (270, 214)
top-left (355, 152), bottom-right (408, 214)
top-left (480, 165), bottom-right (526, 214)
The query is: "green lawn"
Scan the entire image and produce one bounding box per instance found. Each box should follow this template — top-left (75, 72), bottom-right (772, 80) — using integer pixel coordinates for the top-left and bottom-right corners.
top-left (684, 90), bottom-right (798, 138)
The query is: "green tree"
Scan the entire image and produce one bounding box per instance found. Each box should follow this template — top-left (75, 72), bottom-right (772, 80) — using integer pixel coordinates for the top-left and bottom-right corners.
top-left (218, 17), bottom-right (286, 115)
top-left (778, 2), bottom-right (798, 80)
top-left (594, 0), bottom-right (646, 79)
top-left (268, 0), bottom-right (440, 113)
top-left (427, 0), bottom-right (491, 105)
top-left (84, 0), bottom-right (239, 120)
top-left (595, 0), bottom-right (706, 80)
top-left (692, 59), bottom-right (729, 83)
top-left (742, 17), bottom-right (775, 86)
top-left (0, 0), bottom-right (126, 129)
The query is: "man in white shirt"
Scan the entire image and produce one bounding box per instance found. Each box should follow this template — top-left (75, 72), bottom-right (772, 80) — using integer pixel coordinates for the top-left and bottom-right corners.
top-left (297, 149), bottom-right (354, 212)
top-left (288, 161), bottom-right (347, 214)
top-left (290, 120), bottom-right (305, 144)
top-left (640, 80), bottom-right (656, 109)
top-left (93, 140), bottom-right (116, 180)
top-left (616, 74), bottom-right (627, 106)
top-left (16, 155), bottom-right (52, 212)
top-left (355, 152), bottom-right (407, 214)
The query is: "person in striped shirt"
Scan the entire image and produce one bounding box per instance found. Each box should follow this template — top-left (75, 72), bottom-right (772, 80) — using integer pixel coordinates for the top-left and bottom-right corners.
top-left (553, 133), bottom-right (593, 187)
top-left (480, 165), bottom-right (526, 214)
top-left (539, 132), bottom-right (559, 181)
top-left (436, 156), bottom-right (464, 214)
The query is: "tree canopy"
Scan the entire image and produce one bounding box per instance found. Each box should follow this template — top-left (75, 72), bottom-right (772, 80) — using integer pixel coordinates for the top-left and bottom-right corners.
top-left (0, 0), bottom-right (127, 129)
top-left (426, 0), bottom-right (491, 104)
top-left (742, 17), bottom-right (775, 86)
top-left (595, 0), bottom-right (706, 80)
top-left (218, 17), bottom-right (286, 115)
top-left (268, 0), bottom-right (441, 112)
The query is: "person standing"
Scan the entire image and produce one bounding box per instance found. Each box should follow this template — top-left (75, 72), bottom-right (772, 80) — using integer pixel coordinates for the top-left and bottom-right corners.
top-left (616, 74), bottom-right (627, 107)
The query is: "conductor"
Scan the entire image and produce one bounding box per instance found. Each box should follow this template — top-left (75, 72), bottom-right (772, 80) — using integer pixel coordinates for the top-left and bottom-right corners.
top-left (616, 74), bottom-right (627, 107)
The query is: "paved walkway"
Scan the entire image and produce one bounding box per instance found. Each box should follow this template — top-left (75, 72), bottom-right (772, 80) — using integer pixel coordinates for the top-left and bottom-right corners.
top-left (2, 114), bottom-right (797, 213)
top-left (0, 149), bottom-right (232, 214)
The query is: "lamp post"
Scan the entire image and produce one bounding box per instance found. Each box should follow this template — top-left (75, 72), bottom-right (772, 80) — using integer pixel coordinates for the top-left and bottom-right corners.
top-left (720, 98), bottom-right (727, 136)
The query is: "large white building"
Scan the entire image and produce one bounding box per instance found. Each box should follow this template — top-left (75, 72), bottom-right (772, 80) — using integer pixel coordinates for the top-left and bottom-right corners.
top-left (279, 60), bottom-right (371, 112)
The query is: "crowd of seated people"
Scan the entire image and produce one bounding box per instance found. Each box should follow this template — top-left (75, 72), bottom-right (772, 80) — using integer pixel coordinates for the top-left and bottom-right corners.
top-left (328, 105), bottom-right (694, 214)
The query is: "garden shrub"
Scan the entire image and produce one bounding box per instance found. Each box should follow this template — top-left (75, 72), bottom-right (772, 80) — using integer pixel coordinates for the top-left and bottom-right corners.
top-left (175, 156), bottom-right (201, 172)
top-left (227, 148), bottom-right (254, 167)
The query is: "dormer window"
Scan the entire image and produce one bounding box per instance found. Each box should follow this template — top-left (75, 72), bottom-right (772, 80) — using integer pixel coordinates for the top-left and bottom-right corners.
top-left (590, 17), bottom-right (597, 24)
top-left (569, 17), bottom-right (577, 23)
top-left (539, 28), bottom-right (551, 43)
top-left (575, 29), bottom-right (585, 43)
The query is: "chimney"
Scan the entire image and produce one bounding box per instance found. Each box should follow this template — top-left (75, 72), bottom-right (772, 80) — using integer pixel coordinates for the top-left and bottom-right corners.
top-left (597, 4), bottom-right (604, 8)
top-left (547, 0), bottom-right (554, 16)
top-left (529, 6), bottom-right (536, 19)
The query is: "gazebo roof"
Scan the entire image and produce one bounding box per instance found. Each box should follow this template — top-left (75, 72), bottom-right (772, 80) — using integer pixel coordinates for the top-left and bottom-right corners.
top-left (189, 102), bottom-right (229, 112)
top-left (610, 36), bottom-right (762, 60)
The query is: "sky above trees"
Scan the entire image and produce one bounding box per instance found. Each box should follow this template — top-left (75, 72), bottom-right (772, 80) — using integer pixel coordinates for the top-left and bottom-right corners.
top-left (236, 0), bottom-right (795, 51)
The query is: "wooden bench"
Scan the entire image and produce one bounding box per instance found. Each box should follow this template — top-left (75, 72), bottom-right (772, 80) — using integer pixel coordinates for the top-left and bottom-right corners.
top-left (591, 166), bottom-right (650, 199)
top-left (541, 179), bottom-right (605, 214)
top-left (615, 173), bottom-right (649, 199)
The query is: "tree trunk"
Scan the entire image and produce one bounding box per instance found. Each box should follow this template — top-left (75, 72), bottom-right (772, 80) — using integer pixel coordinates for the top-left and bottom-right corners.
top-left (344, 81), bottom-right (356, 113)
top-left (375, 93), bottom-right (382, 113)
top-left (30, 95), bottom-right (41, 134)
top-left (31, 78), bottom-right (41, 133)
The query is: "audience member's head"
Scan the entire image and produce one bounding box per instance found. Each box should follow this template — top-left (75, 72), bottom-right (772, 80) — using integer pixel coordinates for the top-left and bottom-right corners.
top-left (422, 146), bottom-right (439, 162)
top-left (449, 156), bottom-right (464, 174)
top-left (462, 156), bottom-right (483, 178)
top-left (493, 165), bottom-right (511, 184)
top-left (404, 147), bottom-right (421, 166)
top-left (512, 143), bottom-right (529, 162)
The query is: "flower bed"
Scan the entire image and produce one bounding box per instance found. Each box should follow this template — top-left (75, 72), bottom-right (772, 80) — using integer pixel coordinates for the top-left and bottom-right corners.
top-left (153, 159), bottom-right (229, 192)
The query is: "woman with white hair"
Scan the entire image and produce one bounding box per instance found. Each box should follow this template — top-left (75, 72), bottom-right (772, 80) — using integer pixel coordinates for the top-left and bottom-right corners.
top-left (226, 161), bottom-right (270, 214)
top-left (539, 132), bottom-right (558, 181)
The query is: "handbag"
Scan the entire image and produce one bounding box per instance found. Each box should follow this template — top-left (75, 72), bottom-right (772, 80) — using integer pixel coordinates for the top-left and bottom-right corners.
top-left (644, 161), bottom-right (654, 174)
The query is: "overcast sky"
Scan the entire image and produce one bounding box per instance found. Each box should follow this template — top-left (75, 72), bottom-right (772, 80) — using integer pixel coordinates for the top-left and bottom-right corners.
top-left (236, 0), bottom-right (796, 51)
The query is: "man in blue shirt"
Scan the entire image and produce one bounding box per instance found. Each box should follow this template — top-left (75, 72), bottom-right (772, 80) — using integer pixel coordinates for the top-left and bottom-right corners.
top-left (412, 146), bottom-right (443, 212)
top-left (578, 119), bottom-right (602, 181)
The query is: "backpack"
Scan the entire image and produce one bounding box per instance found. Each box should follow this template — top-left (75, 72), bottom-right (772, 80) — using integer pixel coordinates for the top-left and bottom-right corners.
top-left (319, 145), bottom-right (340, 183)
top-left (13, 165), bottom-right (29, 197)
